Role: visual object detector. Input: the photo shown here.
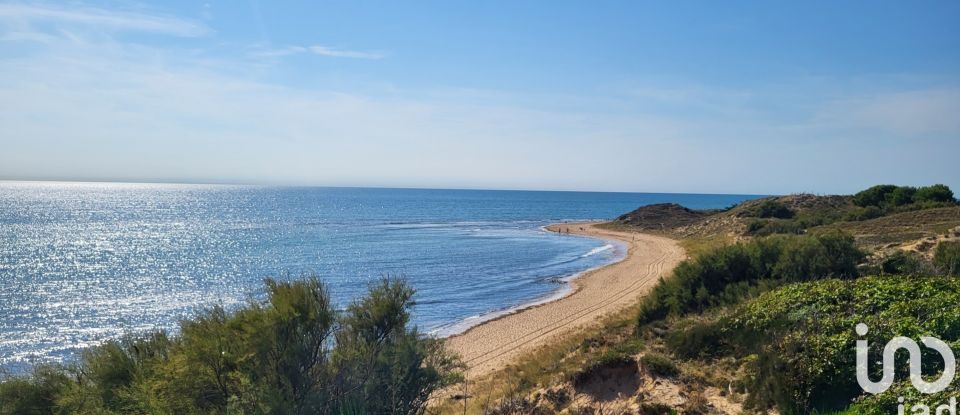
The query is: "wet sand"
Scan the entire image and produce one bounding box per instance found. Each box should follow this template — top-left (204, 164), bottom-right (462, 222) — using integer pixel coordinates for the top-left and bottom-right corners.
top-left (445, 222), bottom-right (684, 377)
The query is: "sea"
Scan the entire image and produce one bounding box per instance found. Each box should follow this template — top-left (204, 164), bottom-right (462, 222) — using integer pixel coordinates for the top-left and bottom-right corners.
top-left (0, 181), bottom-right (761, 371)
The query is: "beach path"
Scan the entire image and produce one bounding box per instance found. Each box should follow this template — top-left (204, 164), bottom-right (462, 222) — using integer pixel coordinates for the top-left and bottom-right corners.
top-left (445, 223), bottom-right (685, 377)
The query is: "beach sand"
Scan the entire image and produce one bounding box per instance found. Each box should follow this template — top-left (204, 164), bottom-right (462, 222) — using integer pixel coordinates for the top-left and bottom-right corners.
top-left (445, 222), bottom-right (685, 377)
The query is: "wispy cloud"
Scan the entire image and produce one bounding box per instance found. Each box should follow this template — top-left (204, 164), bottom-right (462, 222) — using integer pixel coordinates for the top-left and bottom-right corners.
top-left (0, 3), bottom-right (209, 37)
top-left (253, 45), bottom-right (385, 60)
top-left (0, 3), bottom-right (956, 193)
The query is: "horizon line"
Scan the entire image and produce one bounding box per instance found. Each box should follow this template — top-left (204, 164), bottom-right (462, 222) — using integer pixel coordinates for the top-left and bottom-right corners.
top-left (0, 177), bottom-right (777, 197)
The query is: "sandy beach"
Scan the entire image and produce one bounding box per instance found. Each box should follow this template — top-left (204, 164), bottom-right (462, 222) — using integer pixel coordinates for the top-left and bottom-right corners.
top-left (445, 222), bottom-right (685, 377)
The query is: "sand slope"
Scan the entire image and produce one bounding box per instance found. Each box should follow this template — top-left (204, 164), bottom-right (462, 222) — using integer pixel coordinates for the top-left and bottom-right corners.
top-left (445, 222), bottom-right (684, 377)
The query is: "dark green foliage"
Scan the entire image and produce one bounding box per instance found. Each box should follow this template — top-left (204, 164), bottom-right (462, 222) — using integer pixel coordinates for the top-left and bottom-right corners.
top-left (744, 219), bottom-right (805, 236)
top-left (853, 184), bottom-right (956, 211)
top-left (638, 402), bottom-right (678, 415)
top-left (569, 349), bottom-right (637, 387)
top-left (639, 353), bottom-right (678, 377)
top-left (0, 366), bottom-right (71, 415)
top-left (746, 200), bottom-right (794, 219)
top-left (880, 251), bottom-right (932, 275)
top-left (843, 205), bottom-right (883, 221)
top-left (845, 381), bottom-right (959, 414)
top-left (913, 184), bottom-right (955, 204)
top-left (719, 276), bottom-right (960, 414)
top-left (0, 277), bottom-right (461, 415)
top-left (886, 186), bottom-right (916, 206)
top-left (637, 232), bottom-right (863, 325)
top-left (853, 185), bottom-right (899, 208)
top-left (332, 279), bottom-right (460, 414)
top-left (934, 241), bottom-right (960, 276)
top-left (666, 320), bottom-right (726, 359)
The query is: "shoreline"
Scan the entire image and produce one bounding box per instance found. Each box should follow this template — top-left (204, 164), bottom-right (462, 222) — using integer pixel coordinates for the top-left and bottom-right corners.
top-left (431, 226), bottom-right (628, 337)
top-left (444, 221), bottom-right (685, 377)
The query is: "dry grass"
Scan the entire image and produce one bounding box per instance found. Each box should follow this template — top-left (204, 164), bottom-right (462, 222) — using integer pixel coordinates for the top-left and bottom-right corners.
top-left (811, 206), bottom-right (960, 249)
top-left (678, 234), bottom-right (734, 258)
top-left (434, 305), bottom-right (641, 414)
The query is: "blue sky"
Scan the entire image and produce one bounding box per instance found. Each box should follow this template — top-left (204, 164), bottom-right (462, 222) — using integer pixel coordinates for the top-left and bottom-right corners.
top-left (0, 1), bottom-right (958, 194)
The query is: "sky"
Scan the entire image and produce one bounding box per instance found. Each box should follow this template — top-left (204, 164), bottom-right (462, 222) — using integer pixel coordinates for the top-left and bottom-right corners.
top-left (0, 1), bottom-right (958, 195)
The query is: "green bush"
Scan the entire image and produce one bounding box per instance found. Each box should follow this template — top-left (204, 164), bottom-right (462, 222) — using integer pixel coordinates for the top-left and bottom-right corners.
top-left (569, 350), bottom-right (637, 387)
top-left (853, 184), bottom-right (956, 210)
top-left (0, 277), bottom-right (462, 415)
top-left (665, 320), bottom-right (725, 359)
top-left (639, 353), bottom-right (679, 377)
top-left (843, 205), bottom-right (883, 221)
top-left (745, 219), bottom-right (805, 236)
top-left (638, 402), bottom-right (677, 415)
top-left (934, 241), bottom-right (960, 276)
top-left (747, 200), bottom-right (795, 219)
top-left (913, 184), bottom-right (955, 204)
top-left (719, 276), bottom-right (960, 413)
top-left (845, 381), bottom-right (959, 414)
top-left (0, 365), bottom-right (72, 415)
top-left (880, 251), bottom-right (931, 275)
top-left (885, 186), bottom-right (916, 206)
top-left (637, 232), bottom-right (862, 325)
top-left (853, 185), bottom-right (899, 208)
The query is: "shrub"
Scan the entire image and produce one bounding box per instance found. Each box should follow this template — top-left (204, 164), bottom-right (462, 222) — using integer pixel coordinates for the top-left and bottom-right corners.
top-left (934, 241), bottom-right (960, 276)
top-left (665, 320), bottom-right (725, 359)
top-left (853, 184), bottom-right (956, 210)
top-left (721, 276), bottom-right (960, 413)
top-left (853, 184), bottom-right (898, 208)
top-left (885, 186), bottom-right (916, 206)
top-left (913, 184), bottom-right (955, 204)
top-left (843, 205), bottom-right (883, 221)
top-left (880, 251), bottom-right (931, 275)
top-left (637, 233), bottom-right (862, 325)
top-left (744, 219), bottom-right (805, 236)
top-left (0, 365), bottom-right (72, 415)
top-left (747, 200), bottom-right (794, 219)
top-left (0, 277), bottom-right (461, 414)
top-left (569, 350), bottom-right (636, 387)
top-left (640, 353), bottom-right (679, 377)
top-left (639, 402), bottom-right (677, 415)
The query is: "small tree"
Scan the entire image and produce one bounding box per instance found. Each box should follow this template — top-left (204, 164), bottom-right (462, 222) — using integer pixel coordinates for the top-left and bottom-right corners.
top-left (913, 184), bottom-right (955, 204)
top-left (934, 241), bottom-right (960, 276)
top-left (853, 185), bottom-right (898, 207)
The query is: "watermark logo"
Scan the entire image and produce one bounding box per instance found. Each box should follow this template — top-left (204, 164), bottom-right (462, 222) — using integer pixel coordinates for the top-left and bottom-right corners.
top-left (856, 323), bottom-right (957, 414)
top-left (855, 323), bottom-right (956, 394)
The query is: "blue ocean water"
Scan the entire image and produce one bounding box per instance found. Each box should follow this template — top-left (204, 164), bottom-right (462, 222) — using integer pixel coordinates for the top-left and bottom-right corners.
top-left (0, 181), bottom-right (761, 370)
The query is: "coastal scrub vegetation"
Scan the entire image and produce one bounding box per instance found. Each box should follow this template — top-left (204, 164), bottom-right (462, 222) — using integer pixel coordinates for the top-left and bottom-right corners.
top-left (466, 183), bottom-right (959, 413)
top-left (631, 234), bottom-right (960, 413)
top-left (742, 200), bottom-right (794, 219)
top-left (663, 276), bottom-right (960, 413)
top-left (742, 185), bottom-right (957, 238)
top-left (934, 240), bottom-right (960, 276)
top-left (0, 277), bottom-right (462, 415)
top-left (853, 184), bottom-right (956, 211)
top-left (636, 232), bottom-right (863, 325)
top-left (611, 184), bottom-right (958, 246)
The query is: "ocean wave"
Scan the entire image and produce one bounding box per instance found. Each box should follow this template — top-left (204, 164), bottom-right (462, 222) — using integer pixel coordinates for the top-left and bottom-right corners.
top-left (581, 244), bottom-right (614, 258)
